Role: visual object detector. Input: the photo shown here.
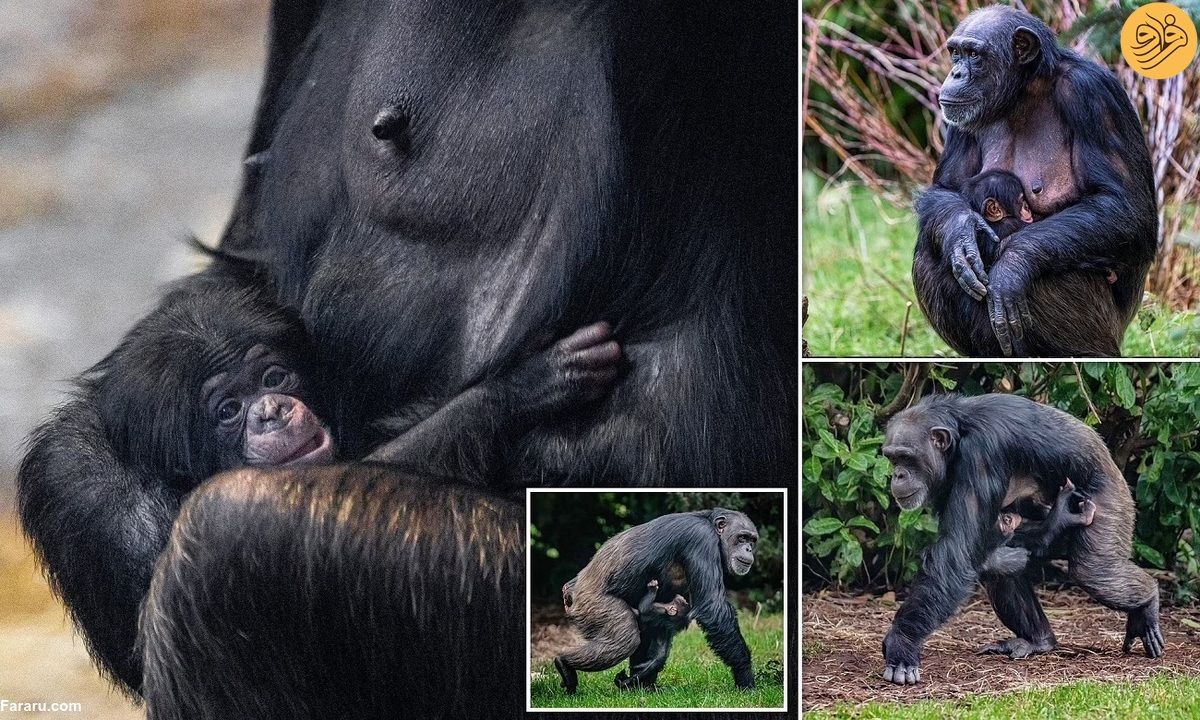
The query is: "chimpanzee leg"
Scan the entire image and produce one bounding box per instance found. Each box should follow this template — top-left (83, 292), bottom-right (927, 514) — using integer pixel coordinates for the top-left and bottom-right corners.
top-left (556, 596), bottom-right (641, 694)
top-left (912, 238), bottom-right (1002, 356)
top-left (978, 574), bottom-right (1057, 658)
top-left (141, 466), bottom-right (526, 720)
top-left (615, 632), bottom-right (675, 690)
top-left (1067, 486), bottom-right (1164, 658)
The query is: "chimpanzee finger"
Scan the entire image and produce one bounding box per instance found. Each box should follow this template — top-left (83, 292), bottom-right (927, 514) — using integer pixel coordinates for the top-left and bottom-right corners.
top-left (953, 251), bottom-right (987, 300)
top-left (1063, 478), bottom-right (1075, 492)
top-left (965, 244), bottom-right (988, 287)
top-left (1017, 293), bottom-right (1033, 329)
top-left (989, 296), bottom-right (1013, 356)
top-left (975, 214), bottom-right (1001, 246)
top-left (569, 340), bottom-right (622, 369)
top-left (1004, 296), bottom-right (1024, 341)
top-left (558, 321), bottom-right (613, 352)
top-left (1143, 624), bottom-right (1165, 658)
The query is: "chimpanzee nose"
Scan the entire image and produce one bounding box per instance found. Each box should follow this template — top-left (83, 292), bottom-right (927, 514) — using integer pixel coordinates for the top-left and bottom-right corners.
top-left (248, 396), bottom-right (293, 434)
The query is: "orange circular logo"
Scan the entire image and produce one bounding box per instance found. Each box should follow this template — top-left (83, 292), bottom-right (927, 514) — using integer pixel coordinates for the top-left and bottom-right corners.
top-left (1121, 3), bottom-right (1198, 79)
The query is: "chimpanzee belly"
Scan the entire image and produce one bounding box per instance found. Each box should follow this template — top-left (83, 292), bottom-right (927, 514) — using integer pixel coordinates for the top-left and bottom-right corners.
top-left (977, 97), bottom-right (1079, 216)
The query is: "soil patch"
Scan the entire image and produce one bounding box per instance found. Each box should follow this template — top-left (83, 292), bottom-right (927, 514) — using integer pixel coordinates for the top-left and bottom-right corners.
top-left (802, 589), bottom-right (1200, 711)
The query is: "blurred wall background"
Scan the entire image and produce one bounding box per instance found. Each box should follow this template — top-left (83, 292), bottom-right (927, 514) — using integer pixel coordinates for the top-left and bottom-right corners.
top-left (0, 1), bottom-right (267, 715)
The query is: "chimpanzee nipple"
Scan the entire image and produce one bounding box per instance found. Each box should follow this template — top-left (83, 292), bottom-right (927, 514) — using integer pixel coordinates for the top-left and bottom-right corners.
top-left (1031, 180), bottom-right (1043, 194)
top-left (371, 106), bottom-right (410, 141)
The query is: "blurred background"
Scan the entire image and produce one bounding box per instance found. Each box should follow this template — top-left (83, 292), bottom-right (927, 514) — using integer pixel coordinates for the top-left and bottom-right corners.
top-left (0, 1), bottom-right (267, 714)
top-left (802, 0), bottom-right (1200, 356)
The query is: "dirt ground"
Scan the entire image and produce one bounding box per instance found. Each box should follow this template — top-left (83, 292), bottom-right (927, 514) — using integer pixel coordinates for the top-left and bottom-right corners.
top-left (530, 604), bottom-right (580, 669)
top-left (802, 589), bottom-right (1200, 711)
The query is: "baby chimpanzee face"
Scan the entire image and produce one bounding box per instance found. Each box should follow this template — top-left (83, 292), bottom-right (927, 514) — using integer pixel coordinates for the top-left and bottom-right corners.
top-left (203, 344), bottom-right (334, 470)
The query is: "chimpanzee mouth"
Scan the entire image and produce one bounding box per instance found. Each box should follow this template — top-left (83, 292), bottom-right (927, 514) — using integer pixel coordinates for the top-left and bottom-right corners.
top-left (281, 428), bottom-right (334, 466)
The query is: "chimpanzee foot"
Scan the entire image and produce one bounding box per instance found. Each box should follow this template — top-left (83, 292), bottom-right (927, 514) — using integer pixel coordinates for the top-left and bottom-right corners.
top-left (1124, 609), bottom-right (1165, 658)
top-left (554, 657), bottom-right (579, 695)
top-left (614, 671), bottom-right (656, 692)
top-left (978, 636), bottom-right (1055, 658)
top-left (1076, 498), bottom-right (1096, 526)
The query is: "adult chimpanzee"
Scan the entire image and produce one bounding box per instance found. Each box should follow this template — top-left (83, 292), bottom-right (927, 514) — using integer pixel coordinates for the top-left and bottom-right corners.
top-left (913, 6), bottom-right (1156, 357)
top-left (553, 509), bottom-right (758, 693)
top-left (17, 0), bottom-right (794, 715)
top-left (880, 393), bottom-right (1162, 686)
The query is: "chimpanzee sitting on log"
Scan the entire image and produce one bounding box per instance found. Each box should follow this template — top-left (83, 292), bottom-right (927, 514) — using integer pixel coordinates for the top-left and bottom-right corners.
top-left (912, 6), bottom-right (1156, 357)
top-left (880, 393), bottom-right (1162, 686)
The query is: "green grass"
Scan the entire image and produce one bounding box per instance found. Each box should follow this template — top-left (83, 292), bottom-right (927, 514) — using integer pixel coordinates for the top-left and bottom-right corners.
top-left (807, 673), bottom-right (1200, 719)
top-left (528, 612), bottom-right (786, 709)
top-left (802, 179), bottom-right (1200, 357)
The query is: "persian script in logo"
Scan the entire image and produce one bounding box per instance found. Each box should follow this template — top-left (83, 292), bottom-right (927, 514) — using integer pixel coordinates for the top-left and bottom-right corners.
top-left (1121, 3), bottom-right (1198, 79)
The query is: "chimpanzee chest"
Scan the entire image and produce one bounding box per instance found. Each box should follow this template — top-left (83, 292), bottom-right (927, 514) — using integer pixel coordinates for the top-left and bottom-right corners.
top-left (977, 99), bottom-right (1079, 217)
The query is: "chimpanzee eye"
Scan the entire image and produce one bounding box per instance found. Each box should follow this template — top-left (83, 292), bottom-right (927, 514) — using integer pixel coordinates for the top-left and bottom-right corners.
top-left (216, 398), bottom-right (243, 424)
top-left (262, 366), bottom-right (289, 389)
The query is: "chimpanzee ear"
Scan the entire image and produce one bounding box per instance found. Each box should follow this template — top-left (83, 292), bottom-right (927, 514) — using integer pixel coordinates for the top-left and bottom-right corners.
top-left (982, 198), bottom-right (1005, 222)
top-left (929, 426), bottom-right (954, 452)
top-left (715, 515), bottom-right (728, 534)
top-left (1013, 27), bottom-right (1040, 65)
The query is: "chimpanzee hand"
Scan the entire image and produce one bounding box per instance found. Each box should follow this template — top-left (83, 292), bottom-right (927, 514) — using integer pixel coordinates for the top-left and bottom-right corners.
top-left (881, 628), bottom-right (922, 685)
top-left (942, 210), bottom-right (996, 301)
top-left (985, 258), bottom-right (1032, 356)
top-left (507, 321), bottom-right (622, 423)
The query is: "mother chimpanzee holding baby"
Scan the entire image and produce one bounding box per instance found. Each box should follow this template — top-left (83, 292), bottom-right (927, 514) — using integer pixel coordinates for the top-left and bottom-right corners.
top-left (16, 2), bottom-right (795, 719)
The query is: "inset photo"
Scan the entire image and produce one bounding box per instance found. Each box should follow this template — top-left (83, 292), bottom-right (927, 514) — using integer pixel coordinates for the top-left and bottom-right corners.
top-left (526, 490), bottom-right (788, 712)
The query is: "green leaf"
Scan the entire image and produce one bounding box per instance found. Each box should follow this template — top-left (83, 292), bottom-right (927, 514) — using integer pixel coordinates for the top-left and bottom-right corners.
top-left (846, 516), bottom-right (881, 534)
top-left (803, 517), bottom-right (845, 536)
top-left (1112, 367), bottom-right (1136, 408)
top-left (1133, 540), bottom-right (1166, 568)
top-left (839, 536), bottom-right (864, 569)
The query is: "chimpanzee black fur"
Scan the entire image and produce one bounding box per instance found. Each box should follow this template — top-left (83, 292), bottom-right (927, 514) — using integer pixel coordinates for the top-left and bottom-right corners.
top-left (612, 579), bottom-right (692, 689)
top-left (981, 477), bottom-right (1096, 575)
top-left (880, 393), bottom-right (1162, 686)
top-left (554, 509), bottom-right (758, 693)
top-left (913, 6), bottom-right (1155, 357)
top-left (139, 466), bottom-right (525, 720)
top-left (15, 0), bottom-right (795, 717)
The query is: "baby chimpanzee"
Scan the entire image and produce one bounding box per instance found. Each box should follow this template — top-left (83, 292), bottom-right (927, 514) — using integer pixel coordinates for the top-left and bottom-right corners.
top-left (613, 579), bottom-right (691, 690)
top-left (961, 170), bottom-right (1116, 284)
top-left (982, 478), bottom-right (1096, 575)
top-left (90, 268), bottom-right (621, 489)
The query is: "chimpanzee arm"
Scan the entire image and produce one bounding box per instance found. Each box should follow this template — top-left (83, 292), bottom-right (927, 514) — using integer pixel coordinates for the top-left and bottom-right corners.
top-left (986, 64), bottom-right (1157, 351)
top-left (17, 400), bottom-right (181, 693)
top-left (882, 465), bottom-right (1003, 685)
top-left (914, 128), bottom-right (995, 301)
top-left (678, 534), bottom-right (755, 689)
top-left (365, 322), bottom-right (619, 481)
top-left (637, 583), bottom-right (659, 617)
